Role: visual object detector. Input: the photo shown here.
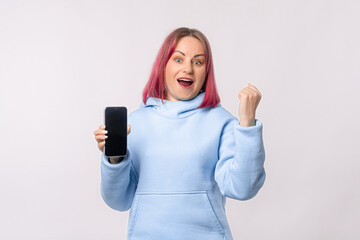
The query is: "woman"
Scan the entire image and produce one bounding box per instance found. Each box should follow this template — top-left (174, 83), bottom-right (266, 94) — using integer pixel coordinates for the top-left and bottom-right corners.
top-left (94, 27), bottom-right (266, 240)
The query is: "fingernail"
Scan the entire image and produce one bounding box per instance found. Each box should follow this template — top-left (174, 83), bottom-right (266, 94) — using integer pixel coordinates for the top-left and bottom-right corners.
top-left (102, 130), bottom-right (108, 134)
top-left (104, 135), bottom-right (108, 139)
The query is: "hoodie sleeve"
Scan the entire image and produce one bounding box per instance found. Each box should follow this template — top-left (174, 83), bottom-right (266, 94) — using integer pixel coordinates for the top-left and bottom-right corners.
top-left (100, 149), bottom-right (138, 211)
top-left (214, 119), bottom-right (266, 201)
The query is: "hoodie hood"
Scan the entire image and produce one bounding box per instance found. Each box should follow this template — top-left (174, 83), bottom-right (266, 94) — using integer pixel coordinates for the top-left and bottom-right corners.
top-left (140, 92), bottom-right (207, 118)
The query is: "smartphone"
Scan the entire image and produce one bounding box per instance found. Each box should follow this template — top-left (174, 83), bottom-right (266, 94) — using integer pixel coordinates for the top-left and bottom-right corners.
top-left (104, 106), bottom-right (127, 157)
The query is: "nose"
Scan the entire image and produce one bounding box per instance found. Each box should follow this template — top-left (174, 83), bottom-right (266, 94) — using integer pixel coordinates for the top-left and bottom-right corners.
top-left (182, 61), bottom-right (193, 74)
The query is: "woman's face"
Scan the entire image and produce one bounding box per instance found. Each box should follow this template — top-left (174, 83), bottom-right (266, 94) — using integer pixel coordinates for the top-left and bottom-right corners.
top-left (164, 36), bottom-right (206, 102)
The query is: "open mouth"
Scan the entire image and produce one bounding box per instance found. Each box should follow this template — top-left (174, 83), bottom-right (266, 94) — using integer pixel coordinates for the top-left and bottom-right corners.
top-left (177, 78), bottom-right (194, 88)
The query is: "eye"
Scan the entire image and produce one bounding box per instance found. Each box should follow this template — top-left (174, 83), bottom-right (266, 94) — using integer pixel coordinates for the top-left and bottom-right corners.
top-left (194, 60), bottom-right (203, 65)
top-left (175, 58), bottom-right (182, 63)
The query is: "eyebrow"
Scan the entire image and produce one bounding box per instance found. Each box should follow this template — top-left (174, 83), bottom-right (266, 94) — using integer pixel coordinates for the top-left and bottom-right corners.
top-left (174, 50), bottom-right (205, 58)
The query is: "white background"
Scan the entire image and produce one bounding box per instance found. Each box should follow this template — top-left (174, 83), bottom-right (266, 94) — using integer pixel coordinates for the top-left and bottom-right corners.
top-left (1, 0), bottom-right (359, 239)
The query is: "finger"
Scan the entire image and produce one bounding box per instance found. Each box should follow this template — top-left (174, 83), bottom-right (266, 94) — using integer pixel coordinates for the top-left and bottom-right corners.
top-left (242, 88), bottom-right (254, 96)
top-left (95, 134), bottom-right (108, 142)
top-left (243, 88), bottom-right (261, 106)
top-left (249, 86), bottom-right (261, 97)
top-left (127, 124), bottom-right (131, 135)
top-left (247, 84), bottom-right (262, 103)
top-left (99, 141), bottom-right (105, 147)
top-left (238, 89), bottom-right (250, 99)
top-left (248, 83), bottom-right (261, 96)
top-left (94, 129), bottom-right (108, 136)
top-left (244, 87), bottom-right (258, 96)
top-left (97, 125), bottom-right (106, 132)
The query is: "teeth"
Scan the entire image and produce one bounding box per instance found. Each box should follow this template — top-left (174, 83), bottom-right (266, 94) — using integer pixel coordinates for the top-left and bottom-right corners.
top-left (178, 78), bottom-right (193, 82)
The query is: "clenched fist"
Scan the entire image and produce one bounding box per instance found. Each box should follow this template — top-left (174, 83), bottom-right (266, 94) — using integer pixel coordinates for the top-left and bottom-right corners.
top-left (238, 83), bottom-right (262, 127)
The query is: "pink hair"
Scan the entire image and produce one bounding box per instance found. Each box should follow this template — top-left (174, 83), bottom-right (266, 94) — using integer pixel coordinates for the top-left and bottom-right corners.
top-left (142, 27), bottom-right (220, 108)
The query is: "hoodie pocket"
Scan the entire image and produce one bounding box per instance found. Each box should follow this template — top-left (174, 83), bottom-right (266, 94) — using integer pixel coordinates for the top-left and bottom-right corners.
top-left (128, 191), bottom-right (224, 240)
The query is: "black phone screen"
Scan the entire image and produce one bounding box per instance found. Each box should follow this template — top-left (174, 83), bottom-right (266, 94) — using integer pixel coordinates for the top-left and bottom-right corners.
top-left (104, 107), bottom-right (127, 157)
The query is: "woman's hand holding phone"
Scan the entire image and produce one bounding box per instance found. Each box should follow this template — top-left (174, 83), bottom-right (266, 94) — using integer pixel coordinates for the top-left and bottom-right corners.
top-left (94, 124), bottom-right (131, 152)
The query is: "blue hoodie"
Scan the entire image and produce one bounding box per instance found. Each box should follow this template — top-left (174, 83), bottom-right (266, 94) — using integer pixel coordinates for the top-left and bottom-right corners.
top-left (100, 92), bottom-right (266, 240)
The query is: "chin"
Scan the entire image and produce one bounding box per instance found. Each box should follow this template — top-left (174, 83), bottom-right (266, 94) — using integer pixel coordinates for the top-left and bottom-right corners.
top-left (175, 92), bottom-right (197, 101)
